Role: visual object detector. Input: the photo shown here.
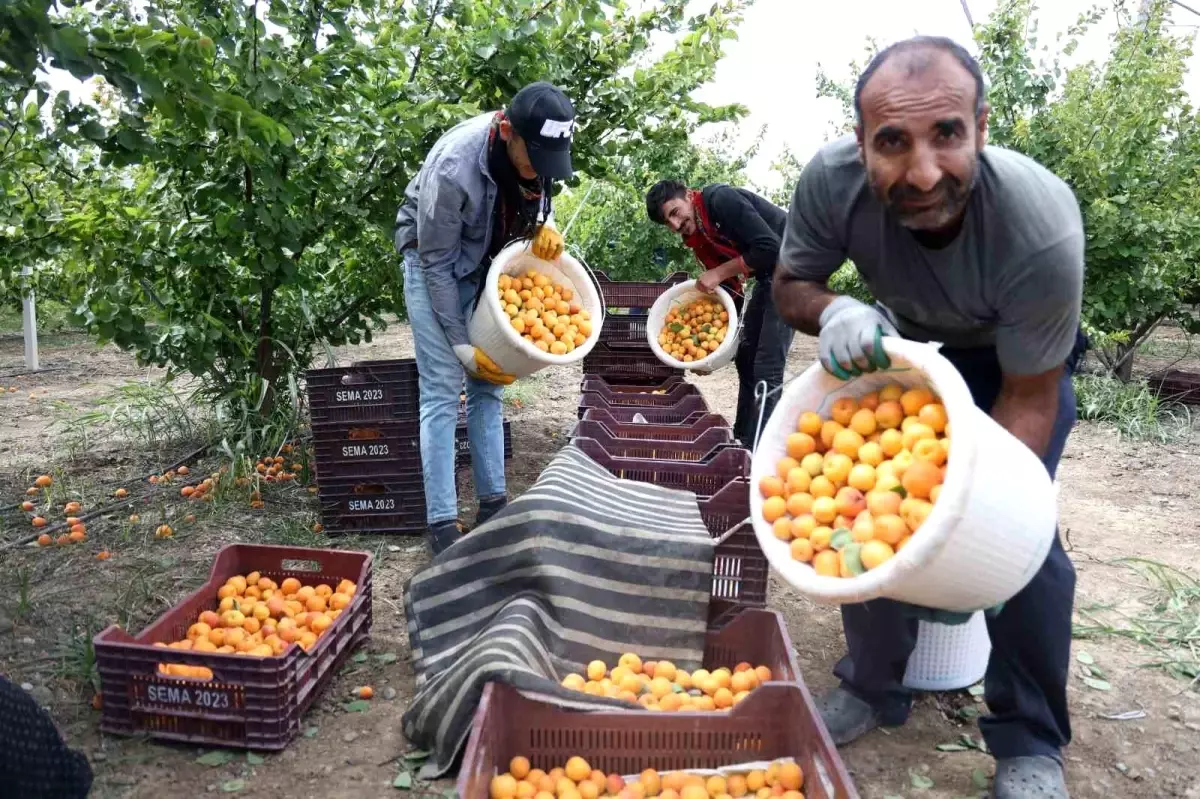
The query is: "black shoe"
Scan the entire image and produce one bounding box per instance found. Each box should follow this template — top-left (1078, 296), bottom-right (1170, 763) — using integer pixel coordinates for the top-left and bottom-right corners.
top-left (815, 687), bottom-right (884, 745)
top-left (424, 520), bottom-right (461, 557)
top-left (476, 495), bottom-right (508, 528)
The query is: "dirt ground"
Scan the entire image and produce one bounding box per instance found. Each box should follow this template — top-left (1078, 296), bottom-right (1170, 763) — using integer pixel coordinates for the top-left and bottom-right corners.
top-left (1, 322), bottom-right (1199, 799)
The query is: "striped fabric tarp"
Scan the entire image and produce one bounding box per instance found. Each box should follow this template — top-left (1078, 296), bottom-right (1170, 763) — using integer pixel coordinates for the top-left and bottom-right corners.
top-left (401, 444), bottom-right (716, 777)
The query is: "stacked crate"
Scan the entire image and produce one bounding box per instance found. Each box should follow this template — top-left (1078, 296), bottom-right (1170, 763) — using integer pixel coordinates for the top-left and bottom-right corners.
top-left (582, 271), bottom-right (690, 383)
top-left (453, 273), bottom-right (857, 798)
top-left (306, 358), bottom-right (512, 535)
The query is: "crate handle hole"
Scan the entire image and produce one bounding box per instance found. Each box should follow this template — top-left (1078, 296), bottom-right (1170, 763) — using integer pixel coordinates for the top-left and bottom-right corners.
top-left (282, 558), bottom-right (322, 572)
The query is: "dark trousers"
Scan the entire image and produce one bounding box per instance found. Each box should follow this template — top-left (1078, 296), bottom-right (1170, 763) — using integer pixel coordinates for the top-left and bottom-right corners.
top-left (732, 278), bottom-right (794, 448)
top-left (836, 331), bottom-right (1086, 759)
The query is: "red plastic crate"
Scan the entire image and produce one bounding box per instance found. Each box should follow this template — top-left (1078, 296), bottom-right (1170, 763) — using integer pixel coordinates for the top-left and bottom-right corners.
top-left (578, 393), bottom-right (709, 421)
top-left (579, 379), bottom-right (700, 407)
top-left (593, 270), bottom-right (691, 311)
top-left (1149, 369), bottom-right (1200, 406)
top-left (311, 419), bottom-right (513, 478)
top-left (94, 544), bottom-right (372, 750)
top-left (458, 626), bottom-right (857, 798)
top-left (576, 440), bottom-right (750, 500)
top-left (583, 342), bottom-right (682, 384)
top-left (698, 480), bottom-right (767, 624)
top-left (579, 409), bottom-right (733, 442)
top-left (598, 315), bottom-right (651, 349)
top-left (580, 376), bottom-right (686, 394)
top-left (316, 474), bottom-right (428, 534)
top-left (569, 427), bottom-right (734, 462)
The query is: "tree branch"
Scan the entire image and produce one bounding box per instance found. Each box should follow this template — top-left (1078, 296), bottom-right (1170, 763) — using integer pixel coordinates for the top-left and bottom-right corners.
top-left (407, 0), bottom-right (446, 82)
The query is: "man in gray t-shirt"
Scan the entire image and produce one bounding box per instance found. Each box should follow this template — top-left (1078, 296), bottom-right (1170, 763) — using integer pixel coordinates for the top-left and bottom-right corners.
top-left (775, 37), bottom-right (1085, 799)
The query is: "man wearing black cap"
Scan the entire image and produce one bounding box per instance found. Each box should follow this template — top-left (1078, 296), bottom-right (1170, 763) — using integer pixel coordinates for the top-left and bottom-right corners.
top-left (395, 81), bottom-right (576, 555)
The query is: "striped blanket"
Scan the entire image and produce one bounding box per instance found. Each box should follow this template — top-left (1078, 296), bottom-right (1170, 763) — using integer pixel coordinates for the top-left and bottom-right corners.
top-left (401, 444), bottom-right (716, 777)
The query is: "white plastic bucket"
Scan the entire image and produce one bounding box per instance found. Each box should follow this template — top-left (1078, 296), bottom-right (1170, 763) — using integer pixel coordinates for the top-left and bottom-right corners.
top-left (902, 613), bottom-right (992, 692)
top-left (467, 240), bottom-right (605, 379)
top-left (749, 338), bottom-right (1058, 612)
top-left (646, 281), bottom-right (739, 373)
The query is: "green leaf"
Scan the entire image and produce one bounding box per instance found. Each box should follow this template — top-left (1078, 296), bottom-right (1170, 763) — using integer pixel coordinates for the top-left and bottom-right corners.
top-left (393, 771), bottom-right (414, 789)
top-left (303, 726), bottom-right (319, 738)
top-left (910, 771), bottom-right (934, 789)
top-left (936, 743), bottom-right (969, 752)
top-left (352, 652), bottom-right (368, 663)
top-left (221, 779), bottom-right (246, 793)
top-left (830, 528), bottom-right (852, 551)
top-left (1082, 677), bottom-right (1112, 691)
top-left (376, 652), bottom-right (399, 664)
top-left (1076, 651), bottom-right (1095, 665)
top-left (196, 750), bottom-right (233, 766)
top-left (402, 749), bottom-right (431, 762)
top-left (841, 542), bottom-right (865, 575)
top-left (958, 706), bottom-right (980, 719)
top-left (345, 699), bottom-right (371, 712)
top-left (475, 45), bottom-right (497, 60)
top-left (972, 768), bottom-right (990, 789)
top-left (967, 683), bottom-right (985, 697)
top-left (246, 753), bottom-right (265, 765)
top-left (890, 485), bottom-right (907, 497)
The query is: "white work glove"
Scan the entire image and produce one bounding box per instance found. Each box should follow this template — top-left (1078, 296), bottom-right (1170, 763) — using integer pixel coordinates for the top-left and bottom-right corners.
top-left (818, 296), bottom-right (898, 379)
top-left (453, 344), bottom-right (516, 386)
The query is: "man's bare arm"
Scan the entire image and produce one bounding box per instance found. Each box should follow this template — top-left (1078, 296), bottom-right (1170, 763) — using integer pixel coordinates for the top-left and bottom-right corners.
top-left (990, 364), bottom-right (1063, 457)
top-left (772, 265), bottom-right (840, 336)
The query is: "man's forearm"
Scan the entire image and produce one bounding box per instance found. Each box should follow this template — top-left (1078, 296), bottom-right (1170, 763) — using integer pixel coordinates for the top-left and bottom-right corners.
top-left (716, 257), bottom-right (750, 281)
top-left (990, 377), bottom-right (1060, 458)
top-left (772, 267), bottom-right (838, 336)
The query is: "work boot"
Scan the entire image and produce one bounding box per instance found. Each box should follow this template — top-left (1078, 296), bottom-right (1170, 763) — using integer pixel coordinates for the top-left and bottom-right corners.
top-left (475, 495), bottom-right (508, 528)
top-left (815, 687), bottom-right (883, 745)
top-left (424, 520), bottom-right (461, 558)
top-left (991, 756), bottom-right (1068, 799)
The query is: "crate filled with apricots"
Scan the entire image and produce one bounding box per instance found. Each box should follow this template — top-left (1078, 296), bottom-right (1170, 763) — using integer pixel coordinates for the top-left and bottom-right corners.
top-left (94, 544), bottom-right (372, 750)
top-left (499, 269), bottom-right (595, 354)
top-left (759, 384), bottom-right (948, 578)
top-left (458, 681), bottom-right (857, 799)
top-left (557, 610), bottom-right (800, 713)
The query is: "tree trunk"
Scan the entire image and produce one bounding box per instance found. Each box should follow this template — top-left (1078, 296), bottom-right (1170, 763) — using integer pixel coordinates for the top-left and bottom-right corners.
top-left (255, 280), bottom-right (278, 417)
top-left (1115, 345), bottom-right (1134, 381)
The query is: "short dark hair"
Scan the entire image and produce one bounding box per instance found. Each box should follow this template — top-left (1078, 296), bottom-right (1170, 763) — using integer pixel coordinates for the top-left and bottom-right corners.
top-left (645, 180), bottom-right (688, 225)
top-left (853, 36), bottom-right (986, 122)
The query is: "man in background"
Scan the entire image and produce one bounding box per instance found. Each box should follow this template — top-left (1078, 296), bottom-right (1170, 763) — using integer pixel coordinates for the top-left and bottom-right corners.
top-left (395, 82), bottom-right (575, 555)
top-left (775, 36), bottom-right (1086, 799)
top-left (645, 180), bottom-right (794, 447)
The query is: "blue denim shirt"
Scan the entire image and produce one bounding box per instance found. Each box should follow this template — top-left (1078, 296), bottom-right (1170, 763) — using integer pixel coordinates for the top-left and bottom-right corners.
top-left (394, 113), bottom-right (501, 348)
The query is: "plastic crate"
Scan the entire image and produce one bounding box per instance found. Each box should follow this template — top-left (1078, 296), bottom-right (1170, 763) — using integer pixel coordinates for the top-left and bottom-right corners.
top-left (311, 420), bottom-right (513, 479)
top-left (93, 544), bottom-right (372, 750)
top-left (593, 270), bottom-right (692, 313)
top-left (579, 410), bottom-right (733, 442)
top-left (458, 677), bottom-right (856, 799)
top-left (576, 440), bottom-right (750, 500)
top-left (316, 474), bottom-right (428, 532)
top-left (580, 376), bottom-right (686, 394)
top-left (569, 427), bottom-right (734, 463)
top-left (699, 480), bottom-right (768, 624)
top-left (1149, 369), bottom-right (1200, 406)
top-left (582, 342), bottom-right (683, 384)
top-left (579, 379), bottom-right (700, 408)
top-left (598, 315), bottom-right (651, 349)
top-left (578, 395), bottom-right (710, 424)
top-left (306, 360), bottom-right (420, 424)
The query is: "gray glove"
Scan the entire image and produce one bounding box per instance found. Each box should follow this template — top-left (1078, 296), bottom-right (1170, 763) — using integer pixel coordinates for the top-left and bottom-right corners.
top-left (818, 296), bottom-right (899, 379)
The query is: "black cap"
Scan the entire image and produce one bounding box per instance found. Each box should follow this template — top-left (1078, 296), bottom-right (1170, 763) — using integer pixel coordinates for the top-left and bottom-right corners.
top-left (508, 82), bottom-right (576, 180)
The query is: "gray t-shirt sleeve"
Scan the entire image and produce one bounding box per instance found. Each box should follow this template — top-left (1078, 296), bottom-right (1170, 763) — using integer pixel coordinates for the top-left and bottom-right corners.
top-left (416, 157), bottom-right (471, 347)
top-left (778, 152), bottom-right (848, 282)
top-left (994, 234), bottom-right (1084, 376)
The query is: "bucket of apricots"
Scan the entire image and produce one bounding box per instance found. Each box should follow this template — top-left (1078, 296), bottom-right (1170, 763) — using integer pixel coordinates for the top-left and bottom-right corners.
top-left (647, 281), bottom-right (739, 372)
top-left (468, 240), bottom-right (605, 379)
top-left (750, 338), bottom-right (1058, 612)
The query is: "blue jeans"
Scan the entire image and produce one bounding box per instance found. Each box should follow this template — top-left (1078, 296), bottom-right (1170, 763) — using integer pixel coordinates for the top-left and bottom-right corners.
top-left (836, 330), bottom-right (1087, 760)
top-left (402, 250), bottom-right (506, 525)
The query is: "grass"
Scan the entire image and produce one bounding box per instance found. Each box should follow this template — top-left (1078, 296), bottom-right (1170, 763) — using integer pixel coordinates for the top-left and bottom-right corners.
top-left (1073, 373), bottom-right (1192, 442)
top-left (52, 379), bottom-right (217, 461)
top-left (1137, 334), bottom-right (1195, 361)
top-left (1073, 558), bottom-right (1200, 688)
top-left (0, 298), bottom-right (82, 336)
top-left (503, 369), bottom-right (546, 409)
top-left (53, 623), bottom-right (101, 695)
